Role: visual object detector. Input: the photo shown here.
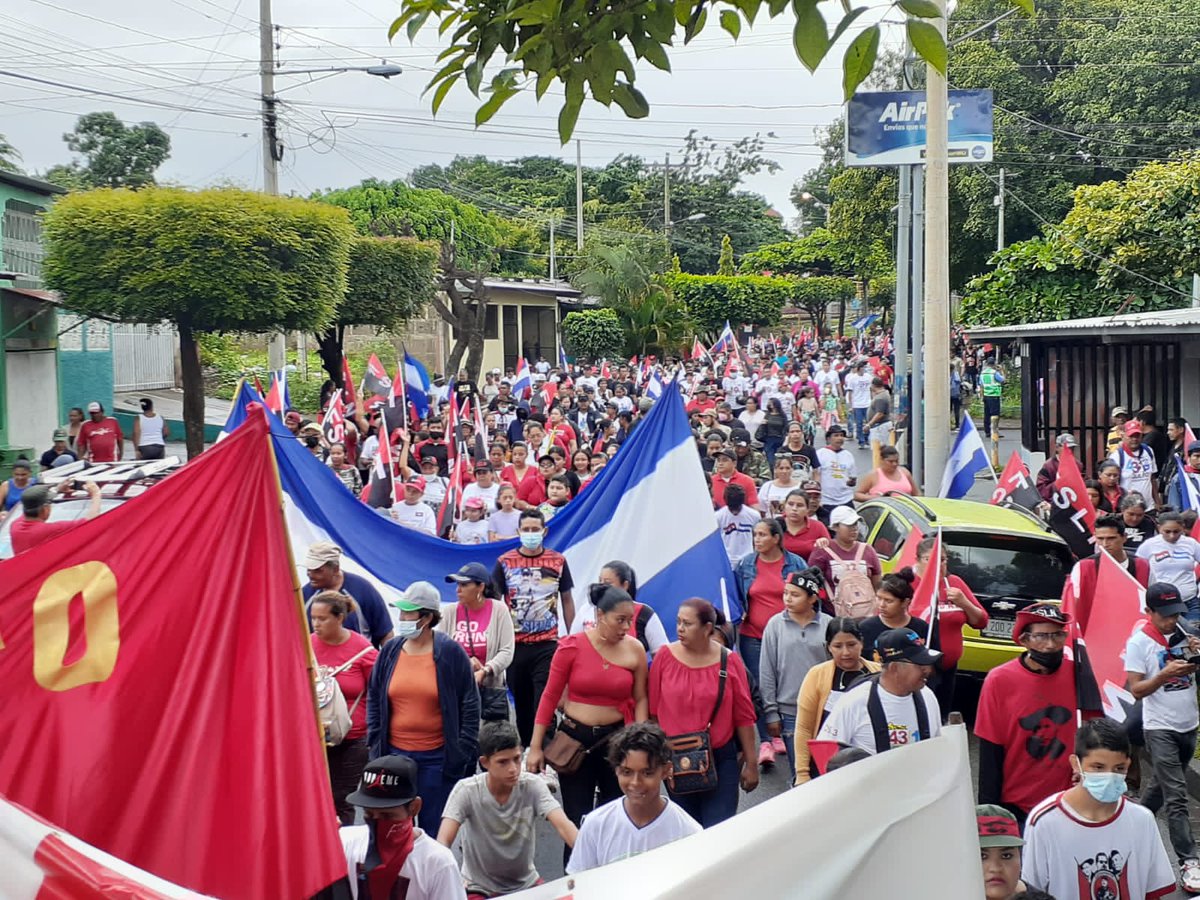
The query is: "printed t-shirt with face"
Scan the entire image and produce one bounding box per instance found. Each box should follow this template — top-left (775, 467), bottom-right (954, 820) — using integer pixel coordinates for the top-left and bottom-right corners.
top-left (816, 677), bottom-right (942, 753)
top-left (565, 797), bottom-right (701, 875)
top-left (442, 771), bottom-right (560, 895)
top-left (1125, 625), bottom-right (1200, 733)
top-left (1135, 534), bottom-right (1200, 599)
top-left (492, 548), bottom-right (574, 642)
top-left (973, 656), bottom-right (1080, 815)
top-left (1021, 793), bottom-right (1175, 900)
top-left (816, 447), bottom-right (857, 506)
top-left (1108, 444), bottom-right (1157, 500)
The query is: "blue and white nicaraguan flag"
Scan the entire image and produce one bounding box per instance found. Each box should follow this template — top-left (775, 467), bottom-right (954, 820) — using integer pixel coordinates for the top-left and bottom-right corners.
top-left (939, 414), bottom-right (995, 500)
top-left (223, 381), bottom-right (739, 627)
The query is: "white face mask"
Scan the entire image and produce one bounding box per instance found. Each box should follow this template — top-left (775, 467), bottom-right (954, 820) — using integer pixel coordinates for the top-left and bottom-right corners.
top-left (396, 620), bottom-right (422, 638)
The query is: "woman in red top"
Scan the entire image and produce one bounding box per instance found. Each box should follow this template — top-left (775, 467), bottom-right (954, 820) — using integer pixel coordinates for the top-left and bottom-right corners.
top-left (500, 441), bottom-right (535, 489)
top-left (733, 518), bottom-right (805, 769)
top-left (310, 591), bottom-right (378, 824)
top-left (650, 598), bottom-right (758, 827)
top-left (526, 583), bottom-right (648, 861)
top-left (913, 535), bottom-right (988, 720)
top-left (777, 489), bottom-right (830, 561)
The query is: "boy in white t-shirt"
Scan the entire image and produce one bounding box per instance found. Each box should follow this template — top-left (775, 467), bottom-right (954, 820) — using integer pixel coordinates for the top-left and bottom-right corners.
top-left (1124, 582), bottom-right (1200, 892)
top-left (565, 723), bottom-right (701, 874)
top-left (1022, 718), bottom-right (1175, 900)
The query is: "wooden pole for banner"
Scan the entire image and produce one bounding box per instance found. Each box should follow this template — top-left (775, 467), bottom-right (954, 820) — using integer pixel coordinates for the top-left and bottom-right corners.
top-left (991, 418), bottom-right (1001, 470)
top-left (259, 405), bottom-right (337, 781)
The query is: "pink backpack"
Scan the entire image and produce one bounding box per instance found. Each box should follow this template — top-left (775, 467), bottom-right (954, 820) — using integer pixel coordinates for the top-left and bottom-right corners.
top-left (830, 544), bottom-right (875, 618)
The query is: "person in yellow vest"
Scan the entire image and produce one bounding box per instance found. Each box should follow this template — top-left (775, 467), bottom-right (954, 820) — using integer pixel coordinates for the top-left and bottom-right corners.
top-left (979, 359), bottom-right (1005, 439)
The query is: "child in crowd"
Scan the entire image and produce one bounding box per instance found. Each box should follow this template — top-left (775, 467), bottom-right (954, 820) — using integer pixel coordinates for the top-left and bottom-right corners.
top-left (565, 723), bottom-right (701, 875)
top-left (453, 497), bottom-right (491, 544)
top-left (488, 484), bottom-right (521, 541)
top-left (438, 721), bottom-right (577, 899)
top-left (537, 475), bottom-right (572, 522)
top-left (1022, 718), bottom-right (1175, 899)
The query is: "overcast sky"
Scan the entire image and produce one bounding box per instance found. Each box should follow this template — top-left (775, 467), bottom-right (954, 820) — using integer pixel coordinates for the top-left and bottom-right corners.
top-left (0, 0), bottom-right (903, 228)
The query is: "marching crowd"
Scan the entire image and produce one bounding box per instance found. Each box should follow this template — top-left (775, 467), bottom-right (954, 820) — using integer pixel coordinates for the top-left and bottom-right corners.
top-left (9, 332), bottom-right (1200, 900)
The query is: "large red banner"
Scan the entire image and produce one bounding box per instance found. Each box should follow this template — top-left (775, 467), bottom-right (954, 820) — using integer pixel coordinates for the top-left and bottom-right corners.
top-left (0, 406), bottom-right (345, 898)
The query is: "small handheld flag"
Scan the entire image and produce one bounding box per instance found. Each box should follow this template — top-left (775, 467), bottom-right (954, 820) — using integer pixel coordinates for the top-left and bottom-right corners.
top-left (938, 414), bottom-right (993, 500)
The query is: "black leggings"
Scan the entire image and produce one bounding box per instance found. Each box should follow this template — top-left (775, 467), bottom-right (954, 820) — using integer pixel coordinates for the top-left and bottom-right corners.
top-left (556, 717), bottom-right (622, 867)
top-left (508, 640), bottom-right (557, 746)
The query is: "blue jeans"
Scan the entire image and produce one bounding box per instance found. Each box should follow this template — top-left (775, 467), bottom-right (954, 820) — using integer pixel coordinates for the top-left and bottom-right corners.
top-left (387, 745), bottom-right (451, 833)
top-left (668, 739), bottom-right (741, 828)
top-left (851, 407), bottom-right (868, 445)
top-left (763, 437), bottom-right (783, 469)
top-left (780, 712), bottom-right (797, 777)
top-left (1187, 595), bottom-right (1200, 624)
top-left (737, 634), bottom-right (769, 743)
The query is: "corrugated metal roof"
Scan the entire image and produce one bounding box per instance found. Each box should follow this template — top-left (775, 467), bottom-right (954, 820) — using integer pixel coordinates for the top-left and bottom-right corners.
top-left (966, 305), bottom-right (1200, 339)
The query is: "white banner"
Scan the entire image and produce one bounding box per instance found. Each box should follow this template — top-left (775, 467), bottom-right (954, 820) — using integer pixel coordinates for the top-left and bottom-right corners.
top-left (0, 795), bottom-right (208, 899)
top-left (511, 725), bottom-right (983, 899)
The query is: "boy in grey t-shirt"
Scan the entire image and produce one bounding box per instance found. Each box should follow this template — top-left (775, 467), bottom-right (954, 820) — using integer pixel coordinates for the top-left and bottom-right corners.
top-left (438, 722), bottom-right (577, 896)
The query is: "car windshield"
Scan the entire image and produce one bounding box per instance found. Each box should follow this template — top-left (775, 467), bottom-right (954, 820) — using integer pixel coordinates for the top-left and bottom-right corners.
top-left (945, 533), bottom-right (1070, 600)
top-left (0, 498), bottom-right (125, 559)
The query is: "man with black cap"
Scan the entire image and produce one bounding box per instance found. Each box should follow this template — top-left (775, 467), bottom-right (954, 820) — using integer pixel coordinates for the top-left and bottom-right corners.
top-left (816, 627), bottom-right (943, 754)
top-left (711, 447), bottom-right (759, 510)
top-left (303, 541), bottom-right (394, 648)
top-left (732, 430), bottom-right (770, 484)
top-left (340, 755), bottom-right (466, 900)
top-left (976, 603), bottom-right (1098, 829)
top-left (1125, 582), bottom-right (1200, 891)
top-left (8, 480), bottom-right (102, 555)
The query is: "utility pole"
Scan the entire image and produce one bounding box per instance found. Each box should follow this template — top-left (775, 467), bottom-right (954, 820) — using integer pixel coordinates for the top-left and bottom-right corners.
top-left (911, 166), bottom-right (926, 490)
top-left (549, 219), bottom-right (556, 281)
top-left (996, 167), bottom-right (1006, 252)
top-left (260, 0), bottom-right (287, 371)
top-left (663, 153), bottom-right (671, 238)
top-left (895, 167), bottom-right (912, 466)
top-left (922, 0), bottom-right (951, 495)
top-left (575, 140), bottom-right (584, 251)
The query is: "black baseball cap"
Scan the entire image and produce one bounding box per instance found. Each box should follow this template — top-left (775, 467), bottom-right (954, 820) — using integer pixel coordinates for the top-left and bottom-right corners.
top-left (345, 756), bottom-right (419, 809)
top-left (1147, 583), bottom-right (1188, 617)
top-left (826, 425), bottom-right (847, 436)
top-left (876, 628), bottom-right (942, 666)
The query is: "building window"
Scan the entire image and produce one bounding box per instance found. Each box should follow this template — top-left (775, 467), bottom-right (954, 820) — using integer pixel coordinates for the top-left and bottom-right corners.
top-left (2, 200), bottom-right (46, 281)
top-left (485, 305), bottom-right (499, 340)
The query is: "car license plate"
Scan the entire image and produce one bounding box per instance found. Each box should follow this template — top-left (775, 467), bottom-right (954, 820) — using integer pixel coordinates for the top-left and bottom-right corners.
top-left (982, 617), bottom-right (1015, 640)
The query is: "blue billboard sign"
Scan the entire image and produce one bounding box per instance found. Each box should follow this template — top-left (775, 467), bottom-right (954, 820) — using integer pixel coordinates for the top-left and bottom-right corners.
top-left (845, 90), bottom-right (993, 167)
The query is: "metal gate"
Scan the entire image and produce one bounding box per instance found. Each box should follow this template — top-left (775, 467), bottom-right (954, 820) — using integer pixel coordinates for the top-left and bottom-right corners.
top-left (113, 323), bottom-right (176, 391)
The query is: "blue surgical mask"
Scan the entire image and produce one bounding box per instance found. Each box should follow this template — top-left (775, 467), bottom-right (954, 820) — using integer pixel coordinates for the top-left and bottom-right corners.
top-left (1080, 771), bottom-right (1127, 804)
top-left (396, 620), bottom-right (422, 638)
top-left (519, 532), bottom-right (542, 551)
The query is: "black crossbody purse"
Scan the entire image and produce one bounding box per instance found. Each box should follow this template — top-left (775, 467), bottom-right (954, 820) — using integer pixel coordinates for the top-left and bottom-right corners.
top-left (665, 648), bottom-right (728, 795)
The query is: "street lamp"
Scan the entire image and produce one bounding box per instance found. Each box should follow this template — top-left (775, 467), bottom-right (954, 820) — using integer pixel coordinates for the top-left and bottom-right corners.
top-left (796, 192), bottom-right (828, 232)
top-left (666, 212), bottom-right (707, 252)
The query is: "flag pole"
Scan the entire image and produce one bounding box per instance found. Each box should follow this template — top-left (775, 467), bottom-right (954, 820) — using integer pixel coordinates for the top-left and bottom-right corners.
top-left (257, 404), bottom-right (334, 774)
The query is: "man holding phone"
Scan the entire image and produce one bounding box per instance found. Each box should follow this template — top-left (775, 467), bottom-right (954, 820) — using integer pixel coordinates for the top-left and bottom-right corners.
top-left (1124, 582), bottom-right (1200, 893)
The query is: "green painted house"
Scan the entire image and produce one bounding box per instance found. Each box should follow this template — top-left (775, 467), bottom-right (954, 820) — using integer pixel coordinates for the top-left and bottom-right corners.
top-left (0, 171), bottom-right (114, 474)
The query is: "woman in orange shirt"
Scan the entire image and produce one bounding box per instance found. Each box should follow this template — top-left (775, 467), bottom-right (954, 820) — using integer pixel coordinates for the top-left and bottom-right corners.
top-left (366, 581), bottom-right (479, 832)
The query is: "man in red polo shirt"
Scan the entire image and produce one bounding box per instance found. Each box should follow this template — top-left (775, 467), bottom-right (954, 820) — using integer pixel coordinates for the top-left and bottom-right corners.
top-left (76, 401), bottom-right (124, 462)
top-left (9, 482), bottom-right (103, 555)
top-left (711, 448), bottom-right (759, 509)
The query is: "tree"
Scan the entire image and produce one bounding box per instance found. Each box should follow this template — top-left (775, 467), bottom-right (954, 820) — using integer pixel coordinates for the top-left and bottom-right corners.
top-left (390, 0), bottom-right (987, 140)
top-left (572, 245), bottom-right (693, 355)
top-left (790, 276), bottom-right (857, 334)
top-left (42, 188), bottom-right (354, 456)
top-left (664, 273), bottom-right (792, 332)
top-left (0, 134), bottom-right (21, 174)
top-left (717, 234), bottom-right (735, 275)
top-left (312, 178), bottom-right (541, 275)
top-left (960, 154), bottom-right (1200, 325)
top-left (562, 308), bottom-right (626, 360)
top-left (44, 112), bottom-right (170, 190)
top-left (429, 241), bottom-right (494, 383)
top-left (317, 236), bottom-right (440, 386)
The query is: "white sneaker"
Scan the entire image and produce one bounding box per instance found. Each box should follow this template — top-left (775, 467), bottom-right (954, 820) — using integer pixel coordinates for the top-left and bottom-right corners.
top-left (1180, 857), bottom-right (1200, 894)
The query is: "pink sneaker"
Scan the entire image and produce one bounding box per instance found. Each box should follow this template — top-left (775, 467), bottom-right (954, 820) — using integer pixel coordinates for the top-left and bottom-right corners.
top-left (771, 736), bottom-right (787, 756)
top-left (758, 741), bottom-right (776, 768)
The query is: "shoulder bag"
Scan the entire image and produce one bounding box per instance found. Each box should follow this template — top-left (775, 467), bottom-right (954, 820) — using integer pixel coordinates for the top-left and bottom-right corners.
top-left (665, 648), bottom-right (728, 795)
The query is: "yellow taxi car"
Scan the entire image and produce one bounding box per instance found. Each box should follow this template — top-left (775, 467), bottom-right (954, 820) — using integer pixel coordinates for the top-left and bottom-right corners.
top-left (856, 494), bottom-right (1072, 675)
